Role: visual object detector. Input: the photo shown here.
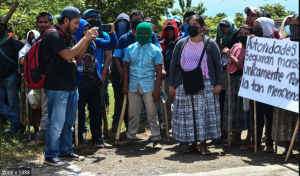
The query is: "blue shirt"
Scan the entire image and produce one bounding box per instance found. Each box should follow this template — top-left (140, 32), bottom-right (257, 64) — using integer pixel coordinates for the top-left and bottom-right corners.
top-left (124, 42), bottom-right (163, 93)
top-left (96, 32), bottom-right (111, 72)
top-left (113, 30), bottom-right (162, 69)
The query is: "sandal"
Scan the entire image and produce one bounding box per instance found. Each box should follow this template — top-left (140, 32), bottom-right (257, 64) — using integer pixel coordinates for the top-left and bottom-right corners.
top-left (200, 150), bottom-right (211, 156)
top-left (262, 146), bottom-right (274, 153)
top-left (184, 145), bottom-right (199, 153)
top-left (223, 141), bottom-right (241, 147)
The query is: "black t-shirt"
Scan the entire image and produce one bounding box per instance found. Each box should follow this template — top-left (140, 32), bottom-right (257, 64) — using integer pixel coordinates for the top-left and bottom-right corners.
top-left (42, 25), bottom-right (77, 91)
top-left (161, 40), bottom-right (174, 78)
top-left (78, 45), bottom-right (100, 88)
top-left (0, 38), bottom-right (24, 79)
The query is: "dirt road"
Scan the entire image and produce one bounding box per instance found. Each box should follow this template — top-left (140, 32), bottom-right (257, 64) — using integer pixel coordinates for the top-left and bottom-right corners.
top-left (1, 130), bottom-right (299, 176)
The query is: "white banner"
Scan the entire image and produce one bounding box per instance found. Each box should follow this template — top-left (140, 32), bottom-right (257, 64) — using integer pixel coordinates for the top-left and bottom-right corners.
top-left (238, 37), bottom-right (299, 113)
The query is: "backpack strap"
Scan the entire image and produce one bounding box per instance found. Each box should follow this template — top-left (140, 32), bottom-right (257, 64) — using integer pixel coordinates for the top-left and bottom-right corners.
top-left (0, 47), bottom-right (17, 65)
top-left (197, 38), bottom-right (210, 68)
top-left (43, 28), bottom-right (66, 74)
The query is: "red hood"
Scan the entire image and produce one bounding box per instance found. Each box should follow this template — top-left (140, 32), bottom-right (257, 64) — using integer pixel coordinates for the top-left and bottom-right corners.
top-left (161, 19), bottom-right (179, 41)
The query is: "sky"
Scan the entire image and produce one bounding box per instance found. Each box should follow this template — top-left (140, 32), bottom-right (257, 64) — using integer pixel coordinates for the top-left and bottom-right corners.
top-left (169, 0), bottom-right (299, 19)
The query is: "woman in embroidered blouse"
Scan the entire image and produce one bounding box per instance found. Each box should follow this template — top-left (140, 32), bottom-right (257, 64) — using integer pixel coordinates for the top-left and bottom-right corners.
top-left (221, 25), bottom-right (254, 149)
top-left (169, 15), bottom-right (223, 155)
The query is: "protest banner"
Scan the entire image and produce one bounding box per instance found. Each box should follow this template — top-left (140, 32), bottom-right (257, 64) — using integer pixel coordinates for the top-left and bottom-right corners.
top-left (238, 37), bottom-right (299, 113)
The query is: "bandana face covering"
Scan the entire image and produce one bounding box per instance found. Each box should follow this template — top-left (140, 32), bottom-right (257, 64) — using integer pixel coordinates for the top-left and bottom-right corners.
top-left (88, 20), bottom-right (99, 27)
top-left (0, 28), bottom-right (6, 38)
top-left (246, 20), bottom-right (254, 27)
top-left (118, 21), bottom-right (128, 36)
top-left (135, 22), bottom-right (152, 44)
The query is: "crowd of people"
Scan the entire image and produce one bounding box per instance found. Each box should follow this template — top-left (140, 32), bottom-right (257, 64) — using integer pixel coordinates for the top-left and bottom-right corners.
top-left (0, 5), bottom-right (299, 167)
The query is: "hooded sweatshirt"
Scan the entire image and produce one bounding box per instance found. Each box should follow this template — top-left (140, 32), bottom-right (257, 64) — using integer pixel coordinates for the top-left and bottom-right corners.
top-left (160, 19), bottom-right (179, 77)
top-left (74, 19), bottom-right (101, 86)
top-left (18, 30), bottom-right (40, 73)
top-left (255, 17), bottom-right (275, 38)
top-left (279, 15), bottom-right (293, 39)
top-left (114, 13), bottom-right (130, 40)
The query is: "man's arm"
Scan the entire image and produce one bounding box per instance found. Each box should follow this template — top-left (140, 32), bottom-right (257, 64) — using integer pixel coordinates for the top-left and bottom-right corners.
top-left (122, 61), bottom-right (130, 95)
top-left (74, 41), bottom-right (90, 62)
top-left (114, 57), bottom-right (124, 78)
top-left (58, 27), bottom-right (98, 61)
top-left (153, 64), bottom-right (162, 102)
top-left (101, 50), bottom-right (112, 82)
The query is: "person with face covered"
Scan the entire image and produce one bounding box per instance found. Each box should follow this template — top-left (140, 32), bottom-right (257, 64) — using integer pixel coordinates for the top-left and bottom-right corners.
top-left (0, 15), bottom-right (25, 135)
top-left (112, 10), bottom-right (161, 129)
top-left (240, 17), bottom-right (276, 152)
top-left (18, 30), bottom-right (41, 137)
top-left (280, 15), bottom-right (293, 40)
top-left (118, 22), bottom-right (163, 149)
top-left (81, 9), bottom-right (117, 140)
top-left (42, 6), bottom-right (99, 166)
top-left (169, 15), bottom-right (222, 155)
top-left (272, 14), bottom-right (299, 158)
top-left (221, 25), bottom-right (254, 148)
top-left (73, 19), bottom-right (115, 149)
top-left (159, 19), bottom-right (179, 134)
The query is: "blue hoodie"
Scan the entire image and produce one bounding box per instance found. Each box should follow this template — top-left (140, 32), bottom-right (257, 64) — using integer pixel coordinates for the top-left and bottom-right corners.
top-left (74, 19), bottom-right (102, 85)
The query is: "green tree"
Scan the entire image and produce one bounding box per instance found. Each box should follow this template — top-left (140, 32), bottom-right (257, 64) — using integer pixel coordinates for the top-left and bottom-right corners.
top-left (234, 12), bottom-right (245, 28)
top-left (204, 13), bottom-right (227, 39)
top-left (1, 0), bottom-right (84, 39)
top-left (85, 0), bottom-right (174, 35)
top-left (170, 0), bottom-right (206, 18)
top-left (1, 0), bottom-right (174, 39)
top-left (259, 3), bottom-right (295, 19)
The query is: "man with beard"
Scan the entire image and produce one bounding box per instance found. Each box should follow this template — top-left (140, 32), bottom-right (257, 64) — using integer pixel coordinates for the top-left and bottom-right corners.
top-left (42, 6), bottom-right (98, 166)
top-left (113, 10), bottom-right (162, 130)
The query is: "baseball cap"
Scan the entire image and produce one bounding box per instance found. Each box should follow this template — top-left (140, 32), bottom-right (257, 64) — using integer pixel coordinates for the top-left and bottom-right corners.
top-left (55, 6), bottom-right (81, 19)
top-left (219, 21), bottom-right (228, 26)
top-left (164, 24), bottom-right (175, 30)
top-left (244, 6), bottom-right (263, 17)
top-left (145, 17), bottom-right (154, 24)
top-left (170, 16), bottom-right (181, 23)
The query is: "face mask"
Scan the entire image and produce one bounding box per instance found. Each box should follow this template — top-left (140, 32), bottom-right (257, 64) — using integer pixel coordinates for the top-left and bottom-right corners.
top-left (183, 23), bottom-right (188, 32)
top-left (118, 21), bottom-right (128, 36)
top-left (238, 36), bottom-right (248, 46)
top-left (254, 28), bottom-right (263, 37)
top-left (131, 21), bottom-right (142, 30)
top-left (135, 22), bottom-right (152, 44)
top-left (284, 25), bottom-right (291, 36)
top-left (290, 25), bottom-right (299, 41)
top-left (187, 26), bottom-right (199, 37)
top-left (246, 21), bottom-right (254, 27)
top-left (0, 28), bottom-right (6, 38)
top-left (88, 20), bottom-right (99, 27)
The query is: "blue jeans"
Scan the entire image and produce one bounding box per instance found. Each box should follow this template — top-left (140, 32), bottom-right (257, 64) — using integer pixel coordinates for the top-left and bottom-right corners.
top-left (44, 89), bottom-right (78, 158)
top-left (0, 73), bottom-right (21, 132)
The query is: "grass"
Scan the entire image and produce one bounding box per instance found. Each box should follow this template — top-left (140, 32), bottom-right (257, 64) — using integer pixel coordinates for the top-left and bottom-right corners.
top-left (0, 83), bottom-right (151, 164)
